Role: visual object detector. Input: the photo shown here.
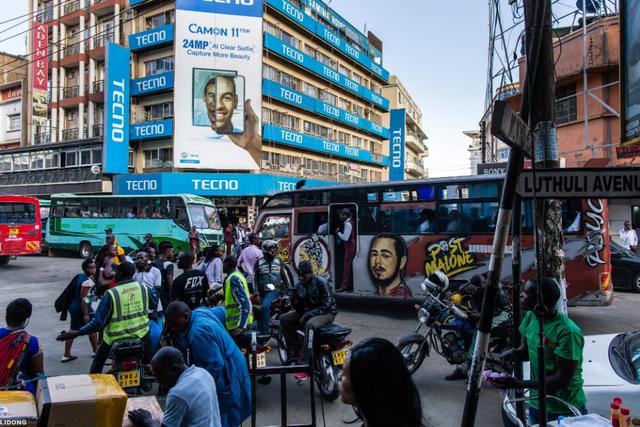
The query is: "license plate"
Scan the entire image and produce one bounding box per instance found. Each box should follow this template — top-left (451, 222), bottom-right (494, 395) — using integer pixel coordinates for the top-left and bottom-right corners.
top-left (332, 349), bottom-right (348, 366)
top-left (117, 370), bottom-right (140, 388)
top-left (9, 228), bottom-right (18, 236)
top-left (248, 352), bottom-right (267, 370)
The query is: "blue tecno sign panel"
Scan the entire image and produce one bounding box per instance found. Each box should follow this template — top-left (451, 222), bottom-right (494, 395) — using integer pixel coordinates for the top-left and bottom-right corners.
top-left (389, 109), bottom-right (406, 181)
top-left (129, 24), bottom-right (174, 52)
top-left (263, 124), bottom-right (388, 165)
top-left (263, 33), bottom-right (389, 110)
top-left (130, 119), bottom-right (173, 141)
top-left (103, 43), bottom-right (130, 174)
top-left (262, 79), bottom-right (389, 138)
top-left (113, 173), bottom-right (337, 196)
top-left (265, 0), bottom-right (390, 81)
top-left (131, 72), bottom-right (174, 96)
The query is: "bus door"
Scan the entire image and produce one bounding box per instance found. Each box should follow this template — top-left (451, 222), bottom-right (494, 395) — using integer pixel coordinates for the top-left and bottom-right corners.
top-left (328, 203), bottom-right (358, 292)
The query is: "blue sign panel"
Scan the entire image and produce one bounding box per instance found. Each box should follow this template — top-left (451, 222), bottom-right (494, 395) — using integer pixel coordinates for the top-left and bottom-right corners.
top-left (131, 119), bottom-right (173, 141)
top-left (177, 0), bottom-right (263, 17)
top-left (129, 24), bottom-right (174, 52)
top-left (262, 78), bottom-right (316, 110)
top-left (131, 72), bottom-right (174, 96)
top-left (263, 124), bottom-right (387, 165)
top-left (263, 34), bottom-right (389, 110)
top-left (103, 43), bottom-right (130, 174)
top-left (265, 0), bottom-right (390, 81)
top-left (389, 109), bottom-right (406, 181)
top-left (113, 172), bottom-right (337, 196)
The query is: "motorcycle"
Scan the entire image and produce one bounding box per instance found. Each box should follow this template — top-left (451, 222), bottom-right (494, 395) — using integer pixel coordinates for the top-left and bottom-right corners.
top-left (108, 339), bottom-right (154, 396)
top-left (236, 331), bottom-right (273, 384)
top-left (397, 278), bottom-right (512, 375)
top-left (250, 283), bottom-right (294, 364)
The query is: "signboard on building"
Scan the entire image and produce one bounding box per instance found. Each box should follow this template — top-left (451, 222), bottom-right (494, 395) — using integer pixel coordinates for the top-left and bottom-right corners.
top-left (389, 109), bottom-right (406, 181)
top-left (621, 0), bottom-right (640, 145)
top-left (477, 162), bottom-right (507, 175)
top-left (31, 21), bottom-right (48, 126)
top-left (174, 0), bottom-right (264, 170)
top-left (616, 143), bottom-right (640, 159)
top-left (517, 168), bottom-right (640, 199)
top-left (103, 43), bottom-right (131, 174)
top-left (1, 84), bottom-right (22, 101)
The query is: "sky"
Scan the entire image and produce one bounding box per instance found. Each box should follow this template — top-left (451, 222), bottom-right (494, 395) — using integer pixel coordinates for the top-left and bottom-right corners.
top-left (0, 0), bottom-right (491, 177)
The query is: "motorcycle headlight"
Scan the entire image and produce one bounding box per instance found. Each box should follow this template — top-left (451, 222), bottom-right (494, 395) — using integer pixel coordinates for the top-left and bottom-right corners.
top-left (418, 308), bottom-right (429, 323)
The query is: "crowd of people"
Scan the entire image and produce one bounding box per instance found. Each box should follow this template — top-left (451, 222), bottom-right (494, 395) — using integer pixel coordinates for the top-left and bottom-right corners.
top-left (0, 226), bottom-right (590, 426)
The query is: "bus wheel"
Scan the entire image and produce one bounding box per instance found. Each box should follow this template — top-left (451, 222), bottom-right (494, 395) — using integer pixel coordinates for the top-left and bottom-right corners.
top-left (79, 242), bottom-right (93, 259)
top-left (0, 256), bottom-right (9, 267)
top-left (632, 273), bottom-right (640, 293)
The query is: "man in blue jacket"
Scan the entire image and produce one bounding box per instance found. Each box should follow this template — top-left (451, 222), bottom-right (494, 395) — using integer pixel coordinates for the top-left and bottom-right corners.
top-left (164, 301), bottom-right (251, 427)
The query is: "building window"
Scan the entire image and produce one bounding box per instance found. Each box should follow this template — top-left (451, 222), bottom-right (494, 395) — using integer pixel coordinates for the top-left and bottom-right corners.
top-left (339, 65), bottom-right (350, 78)
top-left (398, 92), bottom-right (406, 105)
top-left (319, 90), bottom-right (336, 106)
top-left (262, 108), bottom-right (300, 131)
top-left (263, 21), bottom-right (300, 49)
top-left (145, 10), bottom-right (175, 29)
top-left (556, 83), bottom-right (577, 125)
top-left (144, 147), bottom-right (173, 168)
top-left (299, 81), bottom-right (317, 98)
top-left (497, 148), bottom-right (510, 161)
top-left (338, 131), bottom-right (350, 144)
top-left (144, 56), bottom-right (174, 76)
top-left (304, 121), bottom-right (333, 139)
top-left (351, 73), bottom-right (362, 84)
top-left (7, 114), bottom-right (20, 131)
top-left (64, 151), bottom-right (77, 167)
top-left (144, 102), bottom-right (174, 121)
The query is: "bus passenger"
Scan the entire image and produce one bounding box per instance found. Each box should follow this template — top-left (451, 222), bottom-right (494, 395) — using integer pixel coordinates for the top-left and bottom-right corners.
top-left (336, 208), bottom-right (356, 293)
top-left (416, 209), bottom-right (434, 233)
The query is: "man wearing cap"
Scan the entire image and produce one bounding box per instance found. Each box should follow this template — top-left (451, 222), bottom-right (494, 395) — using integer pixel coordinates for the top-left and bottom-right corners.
top-left (335, 208), bottom-right (356, 292)
top-left (57, 262), bottom-right (152, 374)
top-left (281, 261), bottom-right (336, 378)
top-left (141, 233), bottom-right (158, 253)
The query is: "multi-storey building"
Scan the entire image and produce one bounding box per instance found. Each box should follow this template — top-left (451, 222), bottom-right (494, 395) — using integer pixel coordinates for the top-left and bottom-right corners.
top-left (382, 75), bottom-right (428, 179)
top-left (1, 0), bottom-right (392, 223)
top-left (0, 52), bottom-right (28, 150)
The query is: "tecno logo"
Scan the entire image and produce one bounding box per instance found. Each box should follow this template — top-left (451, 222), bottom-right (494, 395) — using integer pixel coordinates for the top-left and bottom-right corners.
top-left (191, 179), bottom-right (239, 191)
top-left (205, 0), bottom-right (254, 4)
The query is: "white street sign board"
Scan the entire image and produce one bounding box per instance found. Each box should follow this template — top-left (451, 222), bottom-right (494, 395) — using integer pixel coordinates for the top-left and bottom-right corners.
top-left (517, 168), bottom-right (640, 199)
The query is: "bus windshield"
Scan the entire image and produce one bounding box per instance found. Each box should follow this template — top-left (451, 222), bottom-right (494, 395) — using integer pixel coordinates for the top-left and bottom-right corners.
top-left (188, 204), bottom-right (221, 230)
top-left (0, 202), bottom-right (36, 224)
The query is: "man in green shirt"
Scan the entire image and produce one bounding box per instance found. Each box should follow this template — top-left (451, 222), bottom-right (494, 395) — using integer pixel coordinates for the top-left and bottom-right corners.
top-left (489, 276), bottom-right (587, 424)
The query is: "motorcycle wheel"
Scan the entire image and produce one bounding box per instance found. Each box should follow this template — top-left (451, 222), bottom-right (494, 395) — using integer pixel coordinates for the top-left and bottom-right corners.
top-left (276, 331), bottom-right (289, 365)
top-left (317, 354), bottom-right (340, 401)
top-left (397, 341), bottom-right (427, 375)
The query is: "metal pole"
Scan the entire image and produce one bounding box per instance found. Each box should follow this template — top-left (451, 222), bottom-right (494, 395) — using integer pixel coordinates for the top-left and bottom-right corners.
top-left (582, 0), bottom-right (590, 150)
top-left (250, 332), bottom-right (257, 427)
top-left (481, 120), bottom-right (487, 165)
top-left (308, 329), bottom-right (316, 427)
top-left (511, 193), bottom-right (526, 424)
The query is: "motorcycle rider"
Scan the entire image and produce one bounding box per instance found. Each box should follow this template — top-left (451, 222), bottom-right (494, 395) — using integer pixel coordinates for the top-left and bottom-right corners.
top-left (253, 240), bottom-right (289, 335)
top-left (281, 261), bottom-right (337, 380)
top-left (57, 262), bottom-right (151, 374)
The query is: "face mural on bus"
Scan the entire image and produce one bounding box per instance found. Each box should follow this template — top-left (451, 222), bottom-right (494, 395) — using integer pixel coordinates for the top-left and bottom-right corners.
top-left (368, 233), bottom-right (412, 297)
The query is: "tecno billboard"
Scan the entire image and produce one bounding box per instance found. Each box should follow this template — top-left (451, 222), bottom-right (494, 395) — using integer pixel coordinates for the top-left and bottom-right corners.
top-left (103, 43), bottom-right (131, 174)
top-left (389, 109), bottom-right (406, 181)
top-left (31, 21), bottom-right (48, 126)
top-left (174, 0), bottom-right (264, 170)
top-left (622, 0), bottom-right (640, 145)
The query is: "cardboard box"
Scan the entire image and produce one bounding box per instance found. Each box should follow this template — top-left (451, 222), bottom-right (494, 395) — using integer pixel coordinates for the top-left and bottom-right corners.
top-left (0, 391), bottom-right (38, 427)
top-left (36, 374), bottom-right (127, 427)
top-left (121, 396), bottom-right (163, 427)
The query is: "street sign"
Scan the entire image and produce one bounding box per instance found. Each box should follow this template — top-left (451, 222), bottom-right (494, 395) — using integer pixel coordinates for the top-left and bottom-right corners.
top-left (517, 167), bottom-right (640, 199)
top-left (491, 100), bottom-right (533, 158)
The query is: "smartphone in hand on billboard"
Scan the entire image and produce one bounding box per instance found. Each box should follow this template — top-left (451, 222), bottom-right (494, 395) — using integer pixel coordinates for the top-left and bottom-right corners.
top-left (193, 68), bottom-right (245, 134)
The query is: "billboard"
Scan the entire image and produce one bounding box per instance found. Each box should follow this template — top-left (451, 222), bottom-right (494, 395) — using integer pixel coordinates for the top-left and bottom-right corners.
top-left (32, 21), bottom-right (48, 126)
top-left (103, 43), bottom-right (131, 174)
top-left (622, 0), bottom-right (640, 145)
top-left (174, 0), bottom-right (263, 170)
top-left (389, 109), bottom-right (406, 181)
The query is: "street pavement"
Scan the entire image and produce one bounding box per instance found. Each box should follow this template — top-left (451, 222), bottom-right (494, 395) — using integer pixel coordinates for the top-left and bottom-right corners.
top-left (1, 255), bottom-right (639, 426)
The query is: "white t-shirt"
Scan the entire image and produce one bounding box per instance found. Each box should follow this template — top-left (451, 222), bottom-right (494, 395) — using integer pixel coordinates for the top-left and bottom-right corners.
top-left (134, 267), bottom-right (163, 312)
top-left (620, 228), bottom-right (638, 249)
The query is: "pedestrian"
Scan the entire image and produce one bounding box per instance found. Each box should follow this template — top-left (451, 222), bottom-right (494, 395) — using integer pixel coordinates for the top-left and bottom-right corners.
top-left (141, 233), bottom-right (158, 253)
top-left (105, 232), bottom-right (126, 264)
top-left (133, 251), bottom-right (163, 322)
top-left (128, 347), bottom-right (222, 427)
top-left (57, 262), bottom-right (152, 374)
top-left (164, 302), bottom-right (251, 427)
top-left (488, 276), bottom-right (587, 424)
top-left (97, 244), bottom-right (117, 291)
top-left (189, 226), bottom-right (200, 254)
top-left (234, 223), bottom-right (246, 256)
top-left (620, 221), bottom-right (638, 253)
top-left (224, 223), bottom-right (235, 256)
top-left (221, 256), bottom-right (253, 341)
top-left (336, 208), bottom-right (356, 292)
top-left (198, 244), bottom-right (223, 289)
top-left (62, 259), bottom-right (99, 362)
top-left (172, 252), bottom-right (209, 310)
top-left (339, 337), bottom-right (425, 427)
top-left (237, 233), bottom-right (262, 292)
top-left (158, 242), bottom-right (176, 310)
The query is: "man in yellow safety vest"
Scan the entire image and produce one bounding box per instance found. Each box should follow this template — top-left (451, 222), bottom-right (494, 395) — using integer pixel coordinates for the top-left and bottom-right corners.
top-left (222, 255), bottom-right (253, 341)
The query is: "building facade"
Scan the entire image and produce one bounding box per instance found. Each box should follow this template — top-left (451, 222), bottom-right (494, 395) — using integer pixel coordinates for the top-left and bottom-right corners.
top-left (0, 53), bottom-right (28, 151)
top-left (382, 75), bottom-right (428, 179)
top-left (0, 0), bottom-right (392, 223)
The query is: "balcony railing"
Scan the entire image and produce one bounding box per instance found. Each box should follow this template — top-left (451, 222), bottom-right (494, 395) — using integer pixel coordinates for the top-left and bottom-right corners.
top-left (63, 86), bottom-right (80, 99)
top-left (64, 43), bottom-right (81, 57)
top-left (91, 80), bottom-right (104, 94)
top-left (34, 132), bottom-right (52, 145)
top-left (63, 0), bottom-right (83, 15)
top-left (92, 124), bottom-right (103, 137)
top-left (36, 9), bottom-right (54, 22)
top-left (94, 33), bottom-right (114, 48)
top-left (61, 127), bottom-right (87, 141)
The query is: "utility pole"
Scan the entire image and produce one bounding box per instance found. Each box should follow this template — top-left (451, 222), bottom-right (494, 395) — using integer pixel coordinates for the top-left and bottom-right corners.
top-left (461, 0), bottom-right (562, 425)
top-left (480, 120), bottom-right (487, 164)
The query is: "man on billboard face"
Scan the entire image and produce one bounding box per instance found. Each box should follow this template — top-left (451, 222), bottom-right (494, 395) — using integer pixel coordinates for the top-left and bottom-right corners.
top-left (204, 76), bottom-right (238, 133)
top-left (368, 233), bottom-right (412, 298)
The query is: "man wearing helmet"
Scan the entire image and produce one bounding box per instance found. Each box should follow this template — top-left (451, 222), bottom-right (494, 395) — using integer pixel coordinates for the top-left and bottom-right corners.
top-left (281, 261), bottom-right (337, 379)
top-left (368, 233), bottom-right (412, 298)
top-left (253, 240), bottom-right (289, 335)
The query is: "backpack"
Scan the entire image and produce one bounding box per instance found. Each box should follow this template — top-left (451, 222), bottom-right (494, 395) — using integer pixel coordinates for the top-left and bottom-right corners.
top-left (54, 274), bottom-right (80, 321)
top-left (0, 330), bottom-right (31, 390)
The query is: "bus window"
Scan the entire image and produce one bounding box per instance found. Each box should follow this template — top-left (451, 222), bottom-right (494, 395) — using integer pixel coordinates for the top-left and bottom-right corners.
top-left (295, 191), bottom-right (330, 207)
top-left (417, 185), bottom-right (435, 201)
top-left (432, 204), bottom-right (460, 233)
top-left (0, 203), bottom-right (36, 224)
top-left (381, 204), bottom-right (434, 234)
top-left (438, 183), bottom-right (499, 200)
top-left (382, 191), bottom-right (410, 202)
top-left (359, 206), bottom-right (378, 234)
top-left (263, 193), bottom-right (293, 208)
top-left (297, 212), bottom-right (327, 234)
top-left (260, 215), bottom-right (290, 239)
top-left (64, 200), bottom-right (81, 218)
top-left (458, 202), bottom-right (499, 233)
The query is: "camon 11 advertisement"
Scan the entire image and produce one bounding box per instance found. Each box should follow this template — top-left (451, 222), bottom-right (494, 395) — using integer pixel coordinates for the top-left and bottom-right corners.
top-left (174, 0), bottom-right (263, 170)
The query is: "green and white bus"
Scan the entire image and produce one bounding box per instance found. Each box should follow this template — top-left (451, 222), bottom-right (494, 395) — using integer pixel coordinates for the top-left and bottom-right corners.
top-left (47, 194), bottom-right (222, 258)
